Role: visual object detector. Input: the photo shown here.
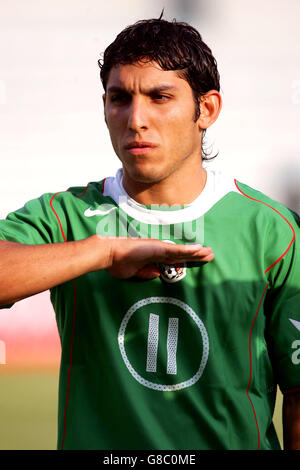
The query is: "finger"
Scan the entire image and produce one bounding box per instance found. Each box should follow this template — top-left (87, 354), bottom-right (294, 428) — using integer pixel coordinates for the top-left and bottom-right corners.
top-left (176, 247), bottom-right (212, 257)
top-left (158, 252), bottom-right (214, 265)
top-left (169, 243), bottom-right (204, 252)
top-left (158, 244), bottom-right (211, 258)
top-left (199, 253), bottom-right (215, 262)
top-left (159, 247), bottom-right (213, 263)
top-left (136, 253), bottom-right (215, 280)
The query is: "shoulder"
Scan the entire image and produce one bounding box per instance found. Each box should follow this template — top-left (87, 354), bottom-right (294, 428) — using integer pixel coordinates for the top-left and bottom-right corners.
top-left (213, 173), bottom-right (300, 276)
top-left (209, 170), bottom-right (299, 258)
top-left (207, 169), bottom-right (298, 225)
top-left (229, 179), bottom-right (300, 267)
top-left (233, 179), bottom-right (299, 229)
top-left (48, 178), bottom-right (109, 205)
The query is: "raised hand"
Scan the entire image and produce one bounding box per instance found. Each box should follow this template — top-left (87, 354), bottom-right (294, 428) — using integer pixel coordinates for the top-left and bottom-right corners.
top-left (103, 236), bottom-right (214, 279)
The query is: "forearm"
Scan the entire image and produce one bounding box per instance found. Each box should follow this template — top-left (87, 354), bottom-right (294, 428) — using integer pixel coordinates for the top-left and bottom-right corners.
top-left (0, 236), bottom-right (111, 305)
top-left (283, 392), bottom-right (300, 450)
top-left (0, 235), bottom-right (213, 305)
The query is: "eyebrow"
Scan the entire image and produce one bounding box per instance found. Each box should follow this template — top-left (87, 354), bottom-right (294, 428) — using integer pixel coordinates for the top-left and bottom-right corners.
top-left (106, 85), bottom-right (178, 95)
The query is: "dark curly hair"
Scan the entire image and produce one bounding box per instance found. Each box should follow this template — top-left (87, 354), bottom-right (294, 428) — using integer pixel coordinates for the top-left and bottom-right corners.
top-left (98, 16), bottom-right (220, 161)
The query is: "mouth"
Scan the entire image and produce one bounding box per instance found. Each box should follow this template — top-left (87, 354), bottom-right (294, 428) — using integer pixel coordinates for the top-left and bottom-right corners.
top-left (124, 141), bottom-right (158, 155)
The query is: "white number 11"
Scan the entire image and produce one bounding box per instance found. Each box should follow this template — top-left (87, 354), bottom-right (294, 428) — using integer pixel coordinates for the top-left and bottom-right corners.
top-left (146, 313), bottom-right (179, 375)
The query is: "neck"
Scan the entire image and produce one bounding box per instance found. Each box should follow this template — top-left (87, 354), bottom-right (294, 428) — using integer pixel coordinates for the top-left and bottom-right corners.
top-left (122, 164), bottom-right (207, 206)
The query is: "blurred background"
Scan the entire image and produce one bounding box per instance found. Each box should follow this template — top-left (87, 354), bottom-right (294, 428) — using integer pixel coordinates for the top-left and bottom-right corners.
top-left (1, 0), bottom-right (299, 449)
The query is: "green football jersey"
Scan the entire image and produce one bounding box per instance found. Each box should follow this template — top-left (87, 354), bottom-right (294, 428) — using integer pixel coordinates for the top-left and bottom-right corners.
top-left (1, 168), bottom-right (300, 450)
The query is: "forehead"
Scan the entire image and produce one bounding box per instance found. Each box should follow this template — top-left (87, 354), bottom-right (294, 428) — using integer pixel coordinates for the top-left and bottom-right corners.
top-left (106, 61), bottom-right (190, 93)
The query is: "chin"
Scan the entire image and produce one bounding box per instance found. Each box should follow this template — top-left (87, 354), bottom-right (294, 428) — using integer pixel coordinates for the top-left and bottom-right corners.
top-left (125, 163), bottom-right (165, 184)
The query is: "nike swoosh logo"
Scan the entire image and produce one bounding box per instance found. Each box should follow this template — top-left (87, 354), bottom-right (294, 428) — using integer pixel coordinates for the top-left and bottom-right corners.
top-left (289, 318), bottom-right (300, 332)
top-left (84, 206), bottom-right (117, 217)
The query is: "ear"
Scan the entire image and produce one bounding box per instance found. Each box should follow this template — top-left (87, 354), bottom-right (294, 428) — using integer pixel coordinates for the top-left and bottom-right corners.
top-left (197, 90), bottom-right (222, 130)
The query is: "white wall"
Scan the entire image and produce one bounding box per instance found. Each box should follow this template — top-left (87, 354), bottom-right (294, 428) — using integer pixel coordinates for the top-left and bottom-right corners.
top-left (1, 0), bottom-right (299, 219)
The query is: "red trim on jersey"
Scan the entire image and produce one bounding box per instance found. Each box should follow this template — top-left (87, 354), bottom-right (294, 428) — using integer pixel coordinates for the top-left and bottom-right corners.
top-left (49, 186), bottom-right (91, 449)
top-left (234, 180), bottom-right (295, 274)
top-left (246, 281), bottom-right (269, 450)
top-left (78, 185), bottom-right (92, 198)
top-left (49, 187), bottom-right (92, 241)
top-left (234, 179), bottom-right (296, 451)
top-left (50, 192), bottom-right (67, 242)
top-left (102, 178), bottom-right (106, 194)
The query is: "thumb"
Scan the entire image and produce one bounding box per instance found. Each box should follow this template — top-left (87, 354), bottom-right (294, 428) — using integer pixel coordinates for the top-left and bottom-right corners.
top-left (135, 264), bottom-right (161, 279)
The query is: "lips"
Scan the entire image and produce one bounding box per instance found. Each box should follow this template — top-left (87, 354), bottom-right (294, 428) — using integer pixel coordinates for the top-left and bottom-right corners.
top-left (125, 141), bottom-right (157, 150)
top-left (124, 141), bottom-right (158, 155)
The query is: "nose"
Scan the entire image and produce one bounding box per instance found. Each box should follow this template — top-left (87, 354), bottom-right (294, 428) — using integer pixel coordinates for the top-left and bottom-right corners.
top-left (127, 96), bottom-right (149, 132)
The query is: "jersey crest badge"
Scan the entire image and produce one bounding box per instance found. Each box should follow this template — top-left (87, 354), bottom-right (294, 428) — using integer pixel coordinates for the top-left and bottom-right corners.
top-left (159, 262), bottom-right (187, 283)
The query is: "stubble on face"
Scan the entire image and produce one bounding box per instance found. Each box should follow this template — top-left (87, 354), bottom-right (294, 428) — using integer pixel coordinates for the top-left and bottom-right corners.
top-left (104, 61), bottom-right (205, 202)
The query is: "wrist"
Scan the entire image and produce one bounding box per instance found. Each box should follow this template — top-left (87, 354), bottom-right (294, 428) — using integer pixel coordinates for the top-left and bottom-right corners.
top-left (87, 235), bottom-right (114, 272)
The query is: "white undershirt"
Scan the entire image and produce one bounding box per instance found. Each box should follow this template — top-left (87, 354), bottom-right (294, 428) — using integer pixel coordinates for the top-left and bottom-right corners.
top-left (103, 168), bottom-right (238, 225)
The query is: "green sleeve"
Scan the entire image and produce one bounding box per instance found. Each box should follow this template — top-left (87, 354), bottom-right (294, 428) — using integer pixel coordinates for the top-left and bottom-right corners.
top-left (0, 192), bottom-right (65, 310)
top-left (265, 210), bottom-right (300, 392)
top-left (0, 193), bottom-right (65, 245)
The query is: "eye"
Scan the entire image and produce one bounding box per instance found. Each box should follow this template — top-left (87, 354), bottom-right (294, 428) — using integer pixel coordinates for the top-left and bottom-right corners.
top-left (151, 93), bottom-right (170, 101)
top-left (110, 93), bottom-right (130, 104)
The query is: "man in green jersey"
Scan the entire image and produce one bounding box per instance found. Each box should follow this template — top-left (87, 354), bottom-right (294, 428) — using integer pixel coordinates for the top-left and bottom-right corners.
top-left (1, 17), bottom-right (300, 450)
